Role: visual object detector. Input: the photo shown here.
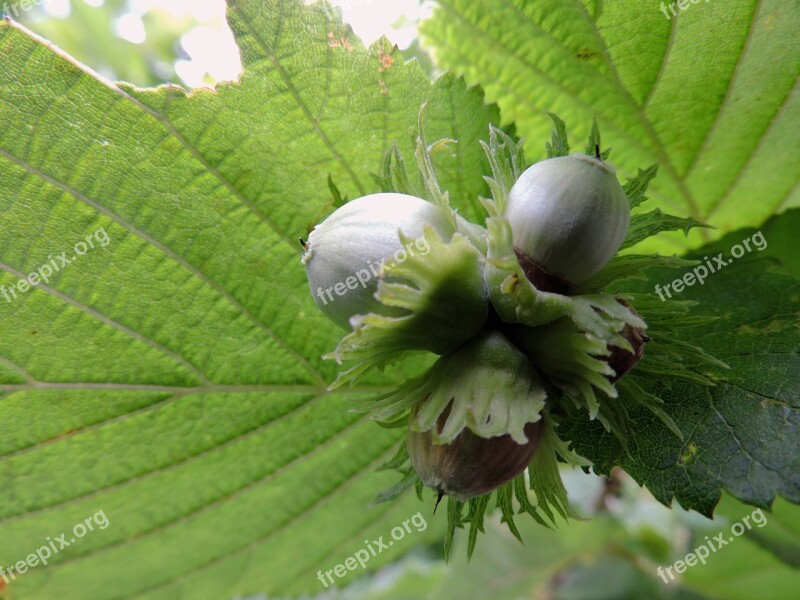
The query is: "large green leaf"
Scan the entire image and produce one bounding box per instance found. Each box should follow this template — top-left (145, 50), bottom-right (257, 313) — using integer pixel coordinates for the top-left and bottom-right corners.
top-left (420, 0), bottom-right (800, 252)
top-left (2, 0), bottom-right (798, 597)
top-left (0, 1), bottom-right (496, 597)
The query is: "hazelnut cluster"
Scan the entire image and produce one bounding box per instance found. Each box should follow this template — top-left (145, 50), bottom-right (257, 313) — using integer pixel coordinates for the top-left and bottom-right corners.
top-left (301, 116), bottom-right (656, 526)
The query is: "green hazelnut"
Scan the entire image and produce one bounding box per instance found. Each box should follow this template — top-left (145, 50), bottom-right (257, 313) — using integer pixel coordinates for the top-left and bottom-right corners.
top-left (505, 154), bottom-right (630, 287)
top-left (302, 193), bottom-right (457, 329)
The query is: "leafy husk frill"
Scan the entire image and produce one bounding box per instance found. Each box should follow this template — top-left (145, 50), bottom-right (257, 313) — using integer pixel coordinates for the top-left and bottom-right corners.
top-left (311, 107), bottom-right (726, 559)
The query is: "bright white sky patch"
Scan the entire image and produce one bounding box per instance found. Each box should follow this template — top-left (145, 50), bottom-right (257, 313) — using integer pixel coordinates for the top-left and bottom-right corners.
top-left (43, 0), bottom-right (70, 18)
top-left (129, 0), bottom-right (226, 21)
top-left (306, 0), bottom-right (424, 47)
top-left (180, 24), bottom-right (241, 85)
top-left (115, 12), bottom-right (147, 44)
top-left (127, 0), bottom-right (240, 87)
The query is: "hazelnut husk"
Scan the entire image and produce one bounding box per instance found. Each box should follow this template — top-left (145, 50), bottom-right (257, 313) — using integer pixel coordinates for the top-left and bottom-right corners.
top-left (513, 247), bottom-right (572, 295)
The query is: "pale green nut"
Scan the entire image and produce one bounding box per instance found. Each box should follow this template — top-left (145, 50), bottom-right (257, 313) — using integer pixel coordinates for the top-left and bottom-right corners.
top-left (505, 154), bottom-right (630, 285)
top-left (302, 193), bottom-right (457, 329)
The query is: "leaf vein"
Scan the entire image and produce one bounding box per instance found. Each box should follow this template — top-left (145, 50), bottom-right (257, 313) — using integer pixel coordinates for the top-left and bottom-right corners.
top-left (232, 2), bottom-right (367, 196)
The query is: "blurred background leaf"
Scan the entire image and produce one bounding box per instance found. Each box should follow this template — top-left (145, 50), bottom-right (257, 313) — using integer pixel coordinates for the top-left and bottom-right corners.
top-left (8, 0), bottom-right (240, 87)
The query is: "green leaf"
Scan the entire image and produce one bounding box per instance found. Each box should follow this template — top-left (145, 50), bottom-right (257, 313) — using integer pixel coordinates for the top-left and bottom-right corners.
top-left (327, 174), bottom-right (348, 208)
top-left (623, 164), bottom-right (659, 210)
top-left (562, 215), bottom-right (800, 516)
top-left (621, 209), bottom-right (712, 251)
top-left (420, 0), bottom-right (800, 252)
top-left (546, 112), bottom-right (570, 158)
top-left (575, 253), bottom-right (700, 293)
top-left (0, 1), bottom-right (497, 596)
top-left (479, 125), bottom-right (526, 215)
